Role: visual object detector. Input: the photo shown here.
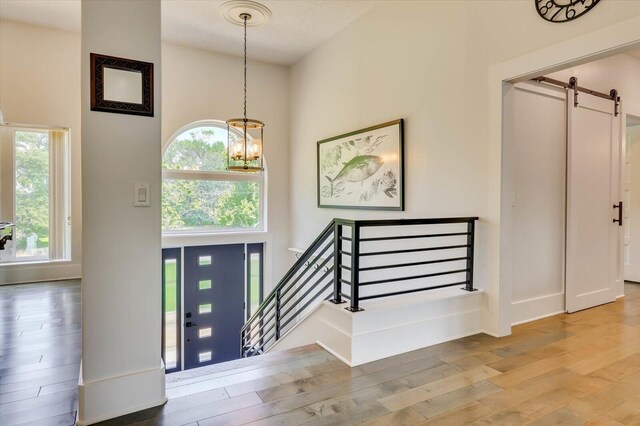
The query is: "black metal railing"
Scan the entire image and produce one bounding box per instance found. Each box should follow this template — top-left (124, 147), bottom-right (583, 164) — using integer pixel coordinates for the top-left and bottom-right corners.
top-left (240, 217), bottom-right (478, 357)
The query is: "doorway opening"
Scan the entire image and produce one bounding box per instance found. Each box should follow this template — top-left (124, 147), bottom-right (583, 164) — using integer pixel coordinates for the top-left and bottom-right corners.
top-left (503, 48), bottom-right (640, 326)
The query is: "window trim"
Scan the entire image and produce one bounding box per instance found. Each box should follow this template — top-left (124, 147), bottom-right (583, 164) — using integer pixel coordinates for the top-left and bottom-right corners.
top-left (162, 120), bottom-right (265, 235)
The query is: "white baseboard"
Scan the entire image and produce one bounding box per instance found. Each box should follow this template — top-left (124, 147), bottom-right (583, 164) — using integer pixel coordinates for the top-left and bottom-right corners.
top-left (0, 261), bottom-right (81, 285)
top-left (271, 288), bottom-right (485, 367)
top-left (511, 292), bottom-right (565, 326)
top-left (77, 361), bottom-right (166, 425)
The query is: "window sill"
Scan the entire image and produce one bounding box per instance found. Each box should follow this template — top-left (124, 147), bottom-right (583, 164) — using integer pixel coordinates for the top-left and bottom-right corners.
top-left (0, 258), bottom-right (71, 267)
top-left (162, 230), bottom-right (267, 239)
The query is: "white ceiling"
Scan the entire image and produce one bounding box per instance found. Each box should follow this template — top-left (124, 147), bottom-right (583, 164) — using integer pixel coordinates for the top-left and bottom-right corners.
top-left (0, 0), bottom-right (379, 65)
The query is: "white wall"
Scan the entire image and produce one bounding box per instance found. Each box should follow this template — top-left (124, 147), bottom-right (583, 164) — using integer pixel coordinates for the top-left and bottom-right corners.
top-left (289, 1), bottom-right (640, 335)
top-left (627, 125), bottom-right (640, 282)
top-left (0, 20), bottom-right (82, 285)
top-left (0, 25), bottom-right (291, 288)
top-left (161, 42), bottom-right (290, 288)
top-left (79, 0), bottom-right (164, 424)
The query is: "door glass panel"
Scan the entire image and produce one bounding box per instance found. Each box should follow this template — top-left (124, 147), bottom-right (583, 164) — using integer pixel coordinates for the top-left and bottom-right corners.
top-left (249, 252), bottom-right (261, 316)
top-left (15, 131), bottom-right (50, 258)
top-left (199, 351), bottom-right (212, 362)
top-left (199, 279), bottom-right (212, 290)
top-left (199, 303), bottom-right (212, 314)
top-left (198, 255), bottom-right (212, 266)
top-left (164, 258), bottom-right (178, 370)
top-left (199, 327), bottom-right (212, 338)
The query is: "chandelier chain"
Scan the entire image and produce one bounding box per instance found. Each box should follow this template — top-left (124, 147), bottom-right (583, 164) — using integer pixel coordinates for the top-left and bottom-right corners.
top-left (243, 14), bottom-right (247, 122)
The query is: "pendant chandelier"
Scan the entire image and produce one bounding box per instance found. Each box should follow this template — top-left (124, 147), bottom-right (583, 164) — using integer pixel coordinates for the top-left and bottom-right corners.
top-left (226, 11), bottom-right (264, 172)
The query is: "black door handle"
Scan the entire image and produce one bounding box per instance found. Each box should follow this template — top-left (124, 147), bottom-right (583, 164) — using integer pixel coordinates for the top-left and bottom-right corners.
top-left (185, 322), bottom-right (198, 328)
top-left (613, 202), bottom-right (623, 226)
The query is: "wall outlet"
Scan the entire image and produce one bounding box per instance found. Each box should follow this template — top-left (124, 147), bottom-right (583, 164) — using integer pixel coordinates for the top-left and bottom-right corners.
top-left (134, 183), bottom-right (150, 207)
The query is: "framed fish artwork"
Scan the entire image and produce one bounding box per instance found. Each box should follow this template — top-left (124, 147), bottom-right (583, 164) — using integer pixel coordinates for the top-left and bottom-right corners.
top-left (317, 119), bottom-right (404, 210)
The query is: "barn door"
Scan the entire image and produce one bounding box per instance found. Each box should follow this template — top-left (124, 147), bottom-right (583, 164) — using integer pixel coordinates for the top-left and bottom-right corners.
top-left (565, 89), bottom-right (621, 313)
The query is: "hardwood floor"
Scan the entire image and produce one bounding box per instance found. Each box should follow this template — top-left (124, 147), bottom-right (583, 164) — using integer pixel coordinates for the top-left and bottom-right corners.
top-left (99, 287), bottom-right (640, 426)
top-left (0, 280), bottom-right (80, 426)
top-left (2, 281), bottom-right (640, 425)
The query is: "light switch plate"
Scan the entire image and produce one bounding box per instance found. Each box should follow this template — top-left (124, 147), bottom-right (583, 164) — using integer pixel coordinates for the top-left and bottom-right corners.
top-left (133, 183), bottom-right (150, 207)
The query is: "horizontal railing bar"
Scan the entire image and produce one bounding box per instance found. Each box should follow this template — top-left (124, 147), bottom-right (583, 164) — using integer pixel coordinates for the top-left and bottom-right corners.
top-left (359, 281), bottom-right (468, 301)
top-left (360, 232), bottom-right (470, 242)
top-left (341, 265), bottom-right (351, 271)
top-left (245, 329), bottom-right (277, 356)
top-left (359, 256), bottom-right (470, 271)
top-left (281, 280), bottom-right (333, 331)
top-left (339, 250), bottom-right (352, 256)
top-left (339, 278), bottom-right (351, 285)
top-left (359, 268), bottom-right (469, 286)
top-left (280, 268), bottom-right (333, 320)
top-left (244, 308), bottom-right (276, 338)
top-left (340, 236), bottom-right (352, 241)
top-left (281, 240), bottom-right (334, 298)
top-left (353, 217), bottom-right (479, 227)
top-left (340, 293), bottom-right (351, 300)
top-left (281, 254), bottom-right (334, 307)
top-left (360, 244), bottom-right (469, 257)
top-left (241, 221), bottom-right (335, 332)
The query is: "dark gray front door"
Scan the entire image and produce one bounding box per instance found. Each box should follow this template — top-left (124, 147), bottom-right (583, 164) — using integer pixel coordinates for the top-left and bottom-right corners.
top-left (183, 244), bottom-right (244, 369)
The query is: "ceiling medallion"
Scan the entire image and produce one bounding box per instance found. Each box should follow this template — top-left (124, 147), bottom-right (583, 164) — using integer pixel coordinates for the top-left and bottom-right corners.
top-left (219, 0), bottom-right (272, 27)
top-left (535, 0), bottom-right (601, 23)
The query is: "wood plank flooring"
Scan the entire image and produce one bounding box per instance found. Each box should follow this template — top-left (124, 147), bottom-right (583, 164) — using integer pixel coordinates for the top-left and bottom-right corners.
top-left (0, 280), bottom-right (81, 426)
top-left (2, 281), bottom-right (640, 425)
top-left (99, 282), bottom-right (640, 426)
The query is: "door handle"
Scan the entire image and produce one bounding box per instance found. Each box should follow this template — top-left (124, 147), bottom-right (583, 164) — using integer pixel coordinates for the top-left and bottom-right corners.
top-left (613, 202), bottom-right (623, 226)
top-left (185, 322), bottom-right (198, 328)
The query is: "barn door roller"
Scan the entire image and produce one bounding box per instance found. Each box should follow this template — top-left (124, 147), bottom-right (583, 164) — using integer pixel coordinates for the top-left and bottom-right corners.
top-left (532, 76), bottom-right (620, 116)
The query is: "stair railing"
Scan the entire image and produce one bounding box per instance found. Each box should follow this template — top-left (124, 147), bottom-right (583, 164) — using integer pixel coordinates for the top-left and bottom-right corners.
top-left (241, 216), bottom-right (478, 357)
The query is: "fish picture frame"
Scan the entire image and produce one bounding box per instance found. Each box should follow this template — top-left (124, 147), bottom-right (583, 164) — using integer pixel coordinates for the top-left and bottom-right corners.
top-left (317, 119), bottom-right (404, 211)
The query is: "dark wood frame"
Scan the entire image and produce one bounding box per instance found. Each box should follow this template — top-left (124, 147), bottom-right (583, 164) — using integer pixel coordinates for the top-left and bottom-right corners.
top-left (317, 119), bottom-right (404, 211)
top-left (90, 53), bottom-right (154, 117)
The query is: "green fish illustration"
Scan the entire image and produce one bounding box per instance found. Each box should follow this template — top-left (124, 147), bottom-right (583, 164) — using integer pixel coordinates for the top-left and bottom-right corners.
top-left (325, 155), bottom-right (383, 196)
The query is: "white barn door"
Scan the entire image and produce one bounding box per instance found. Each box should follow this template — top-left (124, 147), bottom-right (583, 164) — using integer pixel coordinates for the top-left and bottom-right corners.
top-left (565, 89), bottom-right (621, 313)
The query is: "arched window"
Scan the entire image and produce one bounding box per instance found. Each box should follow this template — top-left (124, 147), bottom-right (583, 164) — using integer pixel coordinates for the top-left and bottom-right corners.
top-left (162, 120), bottom-right (264, 233)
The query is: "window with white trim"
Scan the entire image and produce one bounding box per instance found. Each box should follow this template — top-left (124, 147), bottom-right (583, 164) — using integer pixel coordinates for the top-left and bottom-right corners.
top-left (162, 121), bottom-right (264, 233)
top-left (0, 125), bottom-right (71, 262)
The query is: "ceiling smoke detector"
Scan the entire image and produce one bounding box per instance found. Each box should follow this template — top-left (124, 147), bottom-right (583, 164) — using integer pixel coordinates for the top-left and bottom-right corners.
top-left (219, 0), bottom-right (272, 27)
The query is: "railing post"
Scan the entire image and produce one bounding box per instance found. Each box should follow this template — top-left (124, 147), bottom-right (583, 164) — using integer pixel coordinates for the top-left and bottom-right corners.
top-left (330, 222), bottom-right (344, 304)
top-left (275, 289), bottom-right (281, 340)
top-left (462, 219), bottom-right (478, 292)
top-left (347, 223), bottom-right (363, 312)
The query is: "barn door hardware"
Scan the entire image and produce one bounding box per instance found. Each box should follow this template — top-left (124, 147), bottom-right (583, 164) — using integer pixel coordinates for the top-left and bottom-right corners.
top-left (532, 76), bottom-right (620, 115)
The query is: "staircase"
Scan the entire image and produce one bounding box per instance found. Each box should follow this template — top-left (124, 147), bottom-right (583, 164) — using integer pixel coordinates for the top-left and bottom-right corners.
top-left (241, 217), bottom-right (479, 360)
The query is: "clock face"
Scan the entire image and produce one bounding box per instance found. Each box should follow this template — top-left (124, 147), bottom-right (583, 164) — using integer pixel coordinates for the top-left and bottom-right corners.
top-left (536, 0), bottom-right (601, 23)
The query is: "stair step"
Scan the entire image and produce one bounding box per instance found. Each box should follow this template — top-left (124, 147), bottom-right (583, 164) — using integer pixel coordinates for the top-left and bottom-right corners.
top-left (166, 344), bottom-right (331, 398)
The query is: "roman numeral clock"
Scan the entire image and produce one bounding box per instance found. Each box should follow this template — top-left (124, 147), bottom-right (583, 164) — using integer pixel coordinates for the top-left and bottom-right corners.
top-left (536, 0), bottom-right (600, 23)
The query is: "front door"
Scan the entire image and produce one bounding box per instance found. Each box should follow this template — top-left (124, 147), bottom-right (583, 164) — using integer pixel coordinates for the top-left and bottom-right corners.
top-left (565, 89), bottom-right (621, 313)
top-left (183, 244), bottom-right (244, 369)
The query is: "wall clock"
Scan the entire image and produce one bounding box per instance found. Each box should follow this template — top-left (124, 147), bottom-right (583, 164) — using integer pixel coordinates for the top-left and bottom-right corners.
top-left (536, 0), bottom-right (600, 23)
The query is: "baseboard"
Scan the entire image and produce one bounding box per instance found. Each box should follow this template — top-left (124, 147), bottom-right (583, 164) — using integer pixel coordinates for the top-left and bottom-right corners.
top-left (315, 341), bottom-right (352, 367)
top-left (511, 292), bottom-right (565, 325)
top-left (77, 361), bottom-right (166, 425)
top-left (0, 261), bottom-right (81, 285)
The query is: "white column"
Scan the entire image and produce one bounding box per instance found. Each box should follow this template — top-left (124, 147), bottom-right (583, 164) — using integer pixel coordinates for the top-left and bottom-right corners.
top-left (79, 0), bottom-right (164, 424)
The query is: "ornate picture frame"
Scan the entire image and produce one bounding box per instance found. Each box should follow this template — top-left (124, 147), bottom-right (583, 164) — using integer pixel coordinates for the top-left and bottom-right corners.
top-left (317, 119), bottom-right (404, 211)
top-left (90, 53), bottom-right (154, 117)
